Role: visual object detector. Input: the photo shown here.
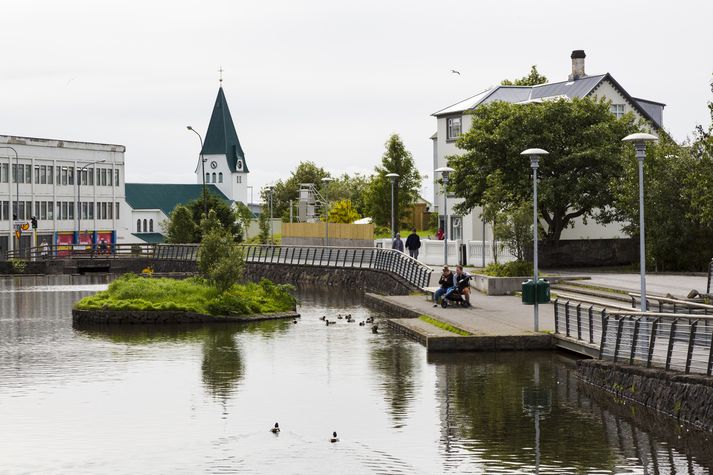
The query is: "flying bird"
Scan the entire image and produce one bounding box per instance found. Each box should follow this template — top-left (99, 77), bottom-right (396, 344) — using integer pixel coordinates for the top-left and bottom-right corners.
top-left (451, 70), bottom-right (461, 75)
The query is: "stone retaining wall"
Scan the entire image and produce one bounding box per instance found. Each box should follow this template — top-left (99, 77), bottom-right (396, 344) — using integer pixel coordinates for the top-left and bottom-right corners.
top-left (73, 309), bottom-right (299, 324)
top-left (244, 263), bottom-right (416, 295)
top-left (577, 359), bottom-right (713, 432)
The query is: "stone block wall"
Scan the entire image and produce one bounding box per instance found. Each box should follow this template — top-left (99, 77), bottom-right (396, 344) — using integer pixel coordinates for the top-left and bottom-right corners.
top-left (533, 238), bottom-right (636, 268)
top-left (577, 359), bottom-right (713, 432)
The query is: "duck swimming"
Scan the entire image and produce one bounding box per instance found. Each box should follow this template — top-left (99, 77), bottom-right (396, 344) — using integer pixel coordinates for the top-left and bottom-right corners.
top-left (271, 422), bottom-right (280, 433)
top-left (330, 431), bottom-right (339, 443)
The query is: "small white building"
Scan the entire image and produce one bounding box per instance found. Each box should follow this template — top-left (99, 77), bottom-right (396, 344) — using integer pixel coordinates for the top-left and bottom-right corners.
top-left (0, 135), bottom-right (125, 256)
top-left (431, 50), bottom-right (665, 245)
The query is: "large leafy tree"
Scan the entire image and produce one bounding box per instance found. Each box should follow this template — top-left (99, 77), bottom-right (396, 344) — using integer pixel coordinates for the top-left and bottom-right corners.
top-left (366, 134), bottom-right (422, 228)
top-left (500, 65), bottom-right (548, 86)
top-left (164, 205), bottom-right (198, 243)
top-left (163, 193), bottom-right (240, 243)
top-left (449, 97), bottom-right (636, 243)
top-left (267, 161), bottom-right (329, 221)
top-left (326, 199), bottom-right (361, 223)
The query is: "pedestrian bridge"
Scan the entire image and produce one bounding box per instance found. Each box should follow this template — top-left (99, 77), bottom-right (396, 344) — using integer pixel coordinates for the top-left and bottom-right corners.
top-left (4, 243), bottom-right (433, 292)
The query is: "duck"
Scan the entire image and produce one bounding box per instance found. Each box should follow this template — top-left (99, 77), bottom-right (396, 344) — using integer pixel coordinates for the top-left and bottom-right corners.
top-left (371, 324), bottom-right (379, 334)
top-left (271, 422), bottom-right (280, 434)
top-left (359, 321), bottom-right (365, 326)
top-left (325, 320), bottom-right (331, 326)
top-left (319, 316), bottom-right (326, 321)
top-left (337, 315), bottom-right (343, 320)
top-left (365, 316), bottom-right (374, 324)
top-left (330, 431), bottom-right (339, 443)
top-left (293, 320), bottom-right (298, 324)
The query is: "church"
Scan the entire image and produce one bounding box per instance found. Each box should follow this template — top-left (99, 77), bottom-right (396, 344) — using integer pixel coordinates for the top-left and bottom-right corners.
top-left (121, 85), bottom-right (251, 244)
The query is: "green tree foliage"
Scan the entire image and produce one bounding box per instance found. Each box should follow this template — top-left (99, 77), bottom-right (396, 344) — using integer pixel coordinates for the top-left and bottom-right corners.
top-left (190, 194), bottom-right (240, 240)
top-left (257, 204), bottom-right (270, 244)
top-left (449, 97), bottom-right (636, 243)
top-left (197, 211), bottom-right (245, 293)
top-left (326, 199), bottom-right (361, 223)
top-left (266, 161), bottom-right (328, 220)
top-left (610, 95), bottom-right (713, 271)
top-left (234, 202), bottom-right (254, 241)
top-left (366, 134), bottom-right (423, 228)
top-left (323, 173), bottom-right (371, 217)
top-left (501, 65), bottom-right (548, 86)
top-left (493, 201), bottom-right (533, 262)
top-left (164, 204), bottom-right (197, 243)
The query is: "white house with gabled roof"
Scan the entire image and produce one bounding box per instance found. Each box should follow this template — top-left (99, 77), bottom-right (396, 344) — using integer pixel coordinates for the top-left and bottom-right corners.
top-left (431, 50), bottom-right (665, 250)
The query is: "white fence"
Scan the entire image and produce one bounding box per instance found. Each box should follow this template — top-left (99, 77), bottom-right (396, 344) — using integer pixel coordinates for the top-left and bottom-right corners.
top-left (375, 238), bottom-right (517, 267)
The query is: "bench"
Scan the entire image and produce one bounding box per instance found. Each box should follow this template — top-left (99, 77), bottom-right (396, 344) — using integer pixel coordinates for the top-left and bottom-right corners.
top-left (423, 286), bottom-right (439, 301)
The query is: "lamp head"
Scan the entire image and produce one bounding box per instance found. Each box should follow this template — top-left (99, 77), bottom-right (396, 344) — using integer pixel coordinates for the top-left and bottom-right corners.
top-left (187, 125), bottom-right (193, 131)
top-left (521, 148), bottom-right (548, 169)
top-left (385, 172), bottom-right (399, 182)
top-left (623, 133), bottom-right (658, 161)
top-left (435, 166), bottom-right (454, 182)
top-left (321, 177), bottom-right (333, 183)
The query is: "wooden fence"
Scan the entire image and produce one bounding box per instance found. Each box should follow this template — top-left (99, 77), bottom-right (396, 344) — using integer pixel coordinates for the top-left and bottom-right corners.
top-left (282, 222), bottom-right (374, 240)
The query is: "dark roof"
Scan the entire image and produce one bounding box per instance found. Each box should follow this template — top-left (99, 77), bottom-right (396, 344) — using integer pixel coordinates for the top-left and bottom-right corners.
top-left (201, 87), bottom-right (248, 173)
top-left (125, 183), bottom-right (232, 216)
top-left (132, 233), bottom-right (165, 244)
top-left (433, 73), bottom-right (663, 129)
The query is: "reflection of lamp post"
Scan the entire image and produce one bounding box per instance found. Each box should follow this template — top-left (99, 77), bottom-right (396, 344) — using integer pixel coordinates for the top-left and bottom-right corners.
top-left (385, 173), bottom-right (399, 238)
top-left (522, 362), bottom-right (551, 475)
top-left (521, 148), bottom-right (548, 332)
top-left (435, 167), bottom-right (454, 265)
top-left (622, 133), bottom-right (658, 312)
top-left (77, 159), bottom-right (106, 246)
top-left (321, 177), bottom-right (333, 246)
top-left (0, 146), bottom-right (19, 253)
top-left (187, 126), bottom-right (207, 218)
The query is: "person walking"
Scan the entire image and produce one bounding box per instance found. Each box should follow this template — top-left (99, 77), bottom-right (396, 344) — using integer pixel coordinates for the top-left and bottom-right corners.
top-left (40, 240), bottom-right (49, 260)
top-left (391, 233), bottom-right (404, 252)
top-left (405, 228), bottom-right (421, 259)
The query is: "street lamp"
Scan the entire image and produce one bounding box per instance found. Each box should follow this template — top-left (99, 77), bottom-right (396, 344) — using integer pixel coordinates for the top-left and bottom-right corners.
top-left (77, 159), bottom-right (106, 248)
top-left (321, 177), bottom-right (333, 246)
top-left (266, 185), bottom-right (274, 244)
top-left (385, 173), bottom-right (399, 239)
top-left (521, 148), bottom-right (548, 332)
top-left (623, 132), bottom-right (658, 312)
top-left (187, 126), bottom-right (207, 218)
top-left (435, 166), bottom-right (454, 265)
top-left (0, 146), bottom-right (19, 254)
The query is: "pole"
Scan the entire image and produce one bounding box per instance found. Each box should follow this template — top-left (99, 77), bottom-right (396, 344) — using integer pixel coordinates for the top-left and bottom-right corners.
top-left (187, 126), bottom-right (207, 217)
top-left (444, 176), bottom-right (448, 266)
top-left (77, 159), bottom-right (106, 247)
top-left (482, 216), bottom-right (486, 267)
top-left (637, 151), bottom-right (647, 312)
top-left (390, 179), bottom-right (396, 238)
top-left (533, 163), bottom-right (539, 332)
top-left (269, 187), bottom-right (274, 244)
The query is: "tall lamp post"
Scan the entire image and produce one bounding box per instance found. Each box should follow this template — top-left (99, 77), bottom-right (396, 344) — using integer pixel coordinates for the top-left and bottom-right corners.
top-left (187, 126), bottom-right (207, 217)
top-left (267, 185), bottom-right (274, 244)
top-left (435, 166), bottom-right (454, 265)
top-left (1, 146), bottom-right (19, 254)
top-left (622, 132), bottom-right (658, 312)
top-left (521, 148), bottom-right (548, 332)
top-left (77, 159), bottom-right (106, 247)
top-left (385, 173), bottom-right (399, 239)
top-left (321, 177), bottom-right (333, 246)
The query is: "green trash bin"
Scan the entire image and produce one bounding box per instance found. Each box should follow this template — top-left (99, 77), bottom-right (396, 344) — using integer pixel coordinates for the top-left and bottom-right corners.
top-left (522, 279), bottom-right (536, 305)
top-left (536, 279), bottom-right (550, 303)
top-left (522, 279), bottom-right (550, 304)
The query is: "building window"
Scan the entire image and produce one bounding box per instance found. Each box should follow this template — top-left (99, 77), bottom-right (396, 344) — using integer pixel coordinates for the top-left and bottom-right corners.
top-left (611, 104), bottom-right (625, 119)
top-left (115, 169), bottom-right (119, 187)
top-left (237, 175), bottom-right (241, 184)
top-left (108, 169), bottom-right (113, 186)
top-left (40, 165), bottom-right (47, 184)
top-left (218, 172), bottom-right (223, 183)
top-left (137, 219), bottom-right (141, 233)
top-left (47, 166), bottom-right (53, 184)
top-left (35, 166), bottom-right (40, 184)
top-left (450, 216), bottom-right (462, 241)
top-left (68, 167), bottom-right (74, 185)
top-left (88, 168), bottom-right (94, 185)
top-left (205, 173), bottom-right (210, 184)
top-left (212, 172), bottom-right (217, 183)
top-left (0, 163), bottom-right (7, 183)
top-left (149, 219), bottom-right (154, 232)
top-left (143, 219), bottom-right (147, 233)
top-left (447, 116), bottom-right (462, 140)
top-left (116, 202), bottom-right (120, 219)
top-left (25, 165), bottom-right (31, 184)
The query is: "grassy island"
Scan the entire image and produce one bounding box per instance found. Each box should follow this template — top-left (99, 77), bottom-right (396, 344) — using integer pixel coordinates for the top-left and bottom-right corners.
top-left (75, 274), bottom-right (296, 316)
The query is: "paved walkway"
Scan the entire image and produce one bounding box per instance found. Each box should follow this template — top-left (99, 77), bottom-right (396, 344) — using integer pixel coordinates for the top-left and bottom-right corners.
top-left (551, 270), bottom-right (708, 297)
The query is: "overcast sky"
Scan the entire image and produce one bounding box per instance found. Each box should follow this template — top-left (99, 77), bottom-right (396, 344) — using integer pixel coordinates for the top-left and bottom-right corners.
top-left (2, 0), bottom-right (711, 203)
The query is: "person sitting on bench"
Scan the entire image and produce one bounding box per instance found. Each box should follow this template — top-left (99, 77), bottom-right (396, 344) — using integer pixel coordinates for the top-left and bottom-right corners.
top-left (433, 266), bottom-right (455, 307)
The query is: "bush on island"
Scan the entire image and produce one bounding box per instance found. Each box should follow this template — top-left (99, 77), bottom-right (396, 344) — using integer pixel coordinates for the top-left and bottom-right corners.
top-left (481, 260), bottom-right (534, 277)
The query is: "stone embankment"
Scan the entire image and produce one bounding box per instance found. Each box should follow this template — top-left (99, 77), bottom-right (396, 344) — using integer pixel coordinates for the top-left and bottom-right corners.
top-left (72, 309), bottom-right (299, 324)
top-left (577, 359), bottom-right (713, 433)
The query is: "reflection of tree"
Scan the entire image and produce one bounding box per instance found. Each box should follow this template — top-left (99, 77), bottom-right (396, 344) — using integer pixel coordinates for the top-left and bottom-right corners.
top-left (429, 351), bottom-right (618, 472)
top-left (369, 333), bottom-right (417, 427)
top-left (201, 329), bottom-right (243, 401)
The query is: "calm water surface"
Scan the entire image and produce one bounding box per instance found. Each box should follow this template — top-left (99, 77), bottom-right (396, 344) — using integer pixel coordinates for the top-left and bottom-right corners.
top-left (1, 275), bottom-right (712, 474)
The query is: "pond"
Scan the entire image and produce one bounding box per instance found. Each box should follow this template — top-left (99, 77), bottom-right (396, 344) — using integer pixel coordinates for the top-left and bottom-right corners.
top-left (0, 275), bottom-right (711, 474)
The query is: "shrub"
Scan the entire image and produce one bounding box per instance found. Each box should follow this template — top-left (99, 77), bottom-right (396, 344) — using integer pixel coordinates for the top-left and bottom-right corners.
top-left (10, 259), bottom-right (26, 274)
top-left (482, 260), bottom-right (533, 277)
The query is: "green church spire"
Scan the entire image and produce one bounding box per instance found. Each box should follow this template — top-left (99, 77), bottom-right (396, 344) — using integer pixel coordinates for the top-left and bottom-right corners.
top-left (201, 87), bottom-right (248, 173)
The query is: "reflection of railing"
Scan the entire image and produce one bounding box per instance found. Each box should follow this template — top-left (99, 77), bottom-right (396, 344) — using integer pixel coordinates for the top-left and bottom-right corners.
top-left (242, 244), bottom-right (433, 290)
top-left (555, 298), bottom-right (713, 375)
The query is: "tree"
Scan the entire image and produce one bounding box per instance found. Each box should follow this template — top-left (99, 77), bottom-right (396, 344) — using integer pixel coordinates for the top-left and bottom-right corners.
top-left (234, 202), bottom-right (254, 241)
top-left (449, 97), bottom-right (637, 244)
top-left (494, 201), bottom-right (533, 261)
top-left (501, 65), bottom-right (548, 86)
top-left (326, 199), bottom-right (361, 223)
top-left (366, 134), bottom-right (422, 228)
top-left (257, 204), bottom-right (270, 244)
top-left (324, 173), bottom-right (371, 217)
top-left (197, 210), bottom-right (245, 293)
top-left (190, 194), bottom-right (240, 240)
top-left (164, 205), bottom-right (198, 243)
top-left (267, 161), bottom-right (329, 221)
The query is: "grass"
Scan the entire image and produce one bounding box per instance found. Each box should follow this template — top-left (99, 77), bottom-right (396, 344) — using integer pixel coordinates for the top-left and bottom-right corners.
top-left (419, 315), bottom-right (472, 336)
top-left (375, 229), bottom-right (436, 239)
top-left (75, 274), bottom-right (296, 316)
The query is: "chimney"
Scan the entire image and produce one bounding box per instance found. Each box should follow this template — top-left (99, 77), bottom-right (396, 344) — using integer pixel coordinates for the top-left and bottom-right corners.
top-left (569, 50), bottom-right (586, 81)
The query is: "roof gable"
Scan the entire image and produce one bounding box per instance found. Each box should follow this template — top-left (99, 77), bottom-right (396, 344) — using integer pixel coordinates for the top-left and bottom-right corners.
top-left (125, 183), bottom-right (232, 216)
top-left (201, 87), bottom-right (249, 173)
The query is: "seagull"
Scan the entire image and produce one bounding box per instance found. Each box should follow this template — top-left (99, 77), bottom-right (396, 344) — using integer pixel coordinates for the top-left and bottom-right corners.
top-left (451, 70), bottom-right (461, 75)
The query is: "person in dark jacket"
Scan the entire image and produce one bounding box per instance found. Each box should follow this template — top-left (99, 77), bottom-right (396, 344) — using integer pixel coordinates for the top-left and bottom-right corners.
top-left (404, 228), bottom-right (421, 259)
top-left (391, 233), bottom-right (404, 252)
top-left (433, 266), bottom-right (454, 306)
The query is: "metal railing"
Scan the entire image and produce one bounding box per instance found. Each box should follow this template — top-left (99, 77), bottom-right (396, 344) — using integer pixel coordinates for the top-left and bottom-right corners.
top-left (555, 298), bottom-right (713, 376)
top-left (241, 244), bottom-right (433, 290)
top-left (629, 292), bottom-right (713, 315)
top-left (4, 243), bottom-right (199, 261)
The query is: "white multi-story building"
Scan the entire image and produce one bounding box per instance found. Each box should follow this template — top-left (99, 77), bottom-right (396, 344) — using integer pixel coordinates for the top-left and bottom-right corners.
top-left (431, 50), bottom-right (665, 245)
top-left (0, 135), bottom-right (125, 255)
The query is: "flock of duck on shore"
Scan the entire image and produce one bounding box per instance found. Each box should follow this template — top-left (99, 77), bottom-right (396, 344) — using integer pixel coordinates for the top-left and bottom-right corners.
top-left (318, 314), bottom-right (378, 333)
top-left (270, 423), bottom-right (339, 443)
